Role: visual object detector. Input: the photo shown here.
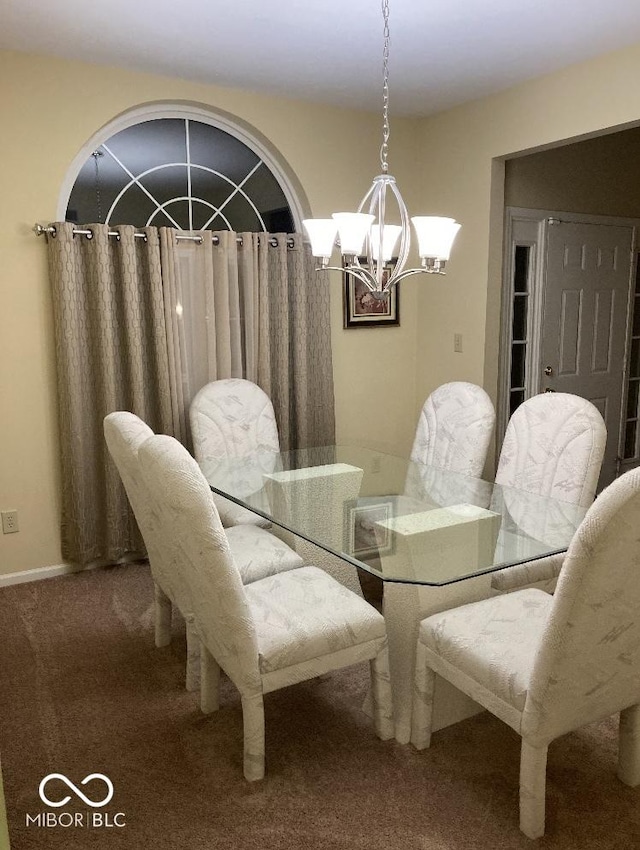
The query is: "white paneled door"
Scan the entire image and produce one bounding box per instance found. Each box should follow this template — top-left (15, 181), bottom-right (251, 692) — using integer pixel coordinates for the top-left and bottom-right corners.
top-left (540, 220), bottom-right (634, 487)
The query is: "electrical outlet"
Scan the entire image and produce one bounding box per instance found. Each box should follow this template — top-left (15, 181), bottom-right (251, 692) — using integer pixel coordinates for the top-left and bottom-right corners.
top-left (371, 456), bottom-right (381, 474)
top-left (1, 510), bottom-right (19, 534)
top-left (454, 333), bottom-right (463, 353)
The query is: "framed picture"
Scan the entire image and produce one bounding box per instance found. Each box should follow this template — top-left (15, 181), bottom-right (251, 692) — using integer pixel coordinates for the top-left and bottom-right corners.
top-left (343, 260), bottom-right (400, 328)
top-left (346, 500), bottom-right (395, 560)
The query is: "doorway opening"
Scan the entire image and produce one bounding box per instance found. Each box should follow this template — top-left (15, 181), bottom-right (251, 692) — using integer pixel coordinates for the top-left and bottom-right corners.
top-left (500, 207), bottom-right (640, 487)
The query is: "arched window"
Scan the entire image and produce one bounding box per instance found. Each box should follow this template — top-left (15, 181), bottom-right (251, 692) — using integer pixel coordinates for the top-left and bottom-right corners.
top-left (62, 104), bottom-right (304, 233)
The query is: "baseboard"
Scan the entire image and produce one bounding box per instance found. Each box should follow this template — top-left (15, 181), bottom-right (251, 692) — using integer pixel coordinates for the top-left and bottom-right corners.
top-left (0, 555), bottom-right (145, 589)
top-left (0, 562), bottom-right (100, 588)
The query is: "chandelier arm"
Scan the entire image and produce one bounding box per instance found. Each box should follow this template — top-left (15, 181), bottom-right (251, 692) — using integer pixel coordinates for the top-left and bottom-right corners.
top-left (318, 264), bottom-right (379, 293)
top-left (344, 266), bottom-right (379, 292)
top-left (366, 180), bottom-right (386, 283)
top-left (376, 183), bottom-right (387, 287)
top-left (382, 265), bottom-right (443, 294)
top-left (388, 178), bottom-right (411, 274)
top-left (357, 181), bottom-right (378, 215)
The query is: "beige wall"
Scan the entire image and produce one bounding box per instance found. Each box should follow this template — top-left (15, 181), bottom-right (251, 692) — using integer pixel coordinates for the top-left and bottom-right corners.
top-left (412, 42), bottom-right (640, 449)
top-left (0, 759), bottom-right (8, 850)
top-left (505, 125), bottom-right (640, 216)
top-left (0, 50), bottom-right (420, 576)
top-left (5, 39), bottom-right (640, 578)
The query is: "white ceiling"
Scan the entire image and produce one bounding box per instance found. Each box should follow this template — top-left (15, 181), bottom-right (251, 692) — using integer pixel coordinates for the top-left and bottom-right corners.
top-left (3, 0), bottom-right (640, 117)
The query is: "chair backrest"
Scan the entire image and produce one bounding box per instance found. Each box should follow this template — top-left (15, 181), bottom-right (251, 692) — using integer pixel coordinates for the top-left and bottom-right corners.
top-left (139, 434), bottom-right (261, 692)
top-left (523, 467), bottom-right (640, 745)
top-left (190, 379), bottom-right (280, 465)
top-left (103, 412), bottom-right (178, 599)
top-left (104, 412), bottom-right (154, 523)
top-left (495, 392), bottom-right (606, 507)
top-left (410, 382), bottom-right (495, 476)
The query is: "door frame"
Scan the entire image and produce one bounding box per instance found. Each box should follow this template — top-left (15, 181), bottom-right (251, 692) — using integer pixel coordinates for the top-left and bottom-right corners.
top-left (499, 206), bottom-right (640, 478)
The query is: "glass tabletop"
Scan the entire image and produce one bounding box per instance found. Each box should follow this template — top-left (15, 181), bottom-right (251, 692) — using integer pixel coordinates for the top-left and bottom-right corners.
top-left (200, 445), bottom-right (587, 586)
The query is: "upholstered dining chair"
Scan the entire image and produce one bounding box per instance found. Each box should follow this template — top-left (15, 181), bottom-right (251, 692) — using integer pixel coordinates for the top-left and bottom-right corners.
top-left (103, 412), bottom-right (303, 692)
top-left (190, 378), bottom-right (280, 529)
top-left (377, 382), bottom-right (495, 516)
top-left (411, 466), bottom-right (640, 839)
top-left (410, 382), bottom-right (496, 475)
top-left (140, 433), bottom-right (394, 781)
top-left (490, 392), bottom-right (606, 594)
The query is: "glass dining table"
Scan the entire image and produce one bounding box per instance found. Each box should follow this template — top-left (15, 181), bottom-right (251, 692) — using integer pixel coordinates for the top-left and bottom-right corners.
top-left (200, 444), bottom-right (587, 742)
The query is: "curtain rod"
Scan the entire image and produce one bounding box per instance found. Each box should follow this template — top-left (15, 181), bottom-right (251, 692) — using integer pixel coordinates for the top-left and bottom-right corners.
top-left (32, 223), bottom-right (295, 248)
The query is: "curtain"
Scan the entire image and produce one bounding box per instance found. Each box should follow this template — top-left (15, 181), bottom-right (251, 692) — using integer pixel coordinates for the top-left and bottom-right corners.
top-left (165, 230), bottom-right (336, 451)
top-left (162, 230), bottom-right (249, 446)
top-left (47, 223), bottom-right (175, 564)
top-left (47, 223), bottom-right (335, 565)
top-left (256, 233), bottom-right (336, 450)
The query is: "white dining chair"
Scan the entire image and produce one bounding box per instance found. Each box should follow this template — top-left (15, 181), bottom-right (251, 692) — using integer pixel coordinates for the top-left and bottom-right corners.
top-left (103, 412), bottom-right (303, 692)
top-left (395, 381), bottom-right (496, 513)
top-left (411, 466), bottom-right (640, 838)
top-left (190, 378), bottom-right (280, 529)
top-left (356, 382), bottom-right (495, 548)
top-left (140, 433), bottom-right (394, 781)
top-left (490, 392), bottom-right (606, 593)
top-left (410, 381), bottom-right (496, 476)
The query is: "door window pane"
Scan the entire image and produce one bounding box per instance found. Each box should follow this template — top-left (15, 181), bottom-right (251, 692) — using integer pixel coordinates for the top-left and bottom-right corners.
top-left (510, 342), bottom-right (526, 389)
top-left (510, 389), bottom-right (525, 415)
top-left (512, 295), bottom-right (528, 341)
top-left (513, 245), bottom-right (530, 293)
top-left (624, 421), bottom-right (638, 459)
top-left (626, 380), bottom-right (640, 420)
top-left (633, 295), bottom-right (640, 337)
top-left (631, 338), bottom-right (640, 379)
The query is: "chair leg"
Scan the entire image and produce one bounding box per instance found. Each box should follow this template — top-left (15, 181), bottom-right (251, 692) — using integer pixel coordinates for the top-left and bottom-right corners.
top-left (410, 642), bottom-right (435, 750)
top-left (185, 617), bottom-right (201, 693)
top-left (241, 693), bottom-right (265, 782)
top-left (370, 647), bottom-right (394, 741)
top-left (153, 583), bottom-right (172, 648)
top-left (519, 740), bottom-right (548, 839)
top-left (200, 644), bottom-right (220, 714)
top-left (618, 703), bottom-right (640, 786)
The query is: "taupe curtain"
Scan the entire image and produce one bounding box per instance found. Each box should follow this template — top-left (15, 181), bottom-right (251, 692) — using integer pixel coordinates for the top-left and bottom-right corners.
top-left (48, 223), bottom-right (335, 565)
top-left (166, 230), bottom-right (336, 451)
top-left (162, 230), bottom-right (253, 445)
top-left (256, 233), bottom-right (336, 450)
top-left (47, 223), bottom-right (175, 564)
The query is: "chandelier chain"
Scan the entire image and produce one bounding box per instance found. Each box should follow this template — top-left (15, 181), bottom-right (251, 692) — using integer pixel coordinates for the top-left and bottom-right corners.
top-left (92, 150), bottom-right (104, 223)
top-left (380, 0), bottom-right (391, 174)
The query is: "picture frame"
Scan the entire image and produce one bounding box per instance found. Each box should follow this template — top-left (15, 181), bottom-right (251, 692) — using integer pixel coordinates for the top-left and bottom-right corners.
top-left (346, 500), bottom-right (395, 560)
top-left (343, 260), bottom-right (400, 328)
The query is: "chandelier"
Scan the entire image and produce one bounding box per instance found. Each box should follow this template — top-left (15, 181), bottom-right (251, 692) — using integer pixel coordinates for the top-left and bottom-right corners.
top-left (303, 0), bottom-right (461, 298)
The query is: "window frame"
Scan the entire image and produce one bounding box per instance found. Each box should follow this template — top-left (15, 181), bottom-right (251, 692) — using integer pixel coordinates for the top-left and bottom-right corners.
top-left (57, 101), bottom-right (310, 232)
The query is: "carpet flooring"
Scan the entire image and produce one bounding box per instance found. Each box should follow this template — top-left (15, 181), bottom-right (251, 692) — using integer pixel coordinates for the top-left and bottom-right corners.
top-left (0, 562), bottom-right (638, 850)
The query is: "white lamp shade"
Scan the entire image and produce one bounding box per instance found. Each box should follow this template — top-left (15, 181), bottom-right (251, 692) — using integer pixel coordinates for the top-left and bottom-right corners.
top-left (370, 224), bottom-right (402, 262)
top-left (411, 216), bottom-right (461, 260)
top-left (332, 213), bottom-right (375, 256)
top-left (302, 219), bottom-right (338, 259)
